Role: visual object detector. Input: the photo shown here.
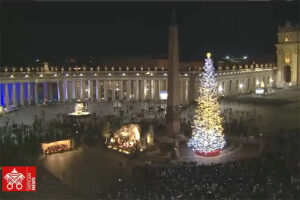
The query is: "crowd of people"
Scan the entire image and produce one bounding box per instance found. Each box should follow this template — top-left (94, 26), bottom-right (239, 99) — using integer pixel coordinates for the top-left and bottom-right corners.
top-left (0, 111), bottom-right (103, 165)
top-left (97, 127), bottom-right (300, 200)
top-left (1, 99), bottom-right (299, 199)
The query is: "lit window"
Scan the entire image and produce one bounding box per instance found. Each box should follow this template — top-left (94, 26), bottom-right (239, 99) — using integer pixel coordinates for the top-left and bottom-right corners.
top-left (285, 36), bottom-right (290, 42)
top-left (284, 53), bottom-right (291, 64)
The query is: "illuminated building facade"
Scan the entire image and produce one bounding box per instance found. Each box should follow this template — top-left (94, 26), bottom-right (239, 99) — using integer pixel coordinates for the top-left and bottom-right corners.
top-left (0, 62), bottom-right (276, 108)
top-left (275, 22), bottom-right (300, 87)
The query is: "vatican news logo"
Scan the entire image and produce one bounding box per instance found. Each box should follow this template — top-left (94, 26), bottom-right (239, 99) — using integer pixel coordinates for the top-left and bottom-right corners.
top-left (2, 166), bottom-right (36, 192)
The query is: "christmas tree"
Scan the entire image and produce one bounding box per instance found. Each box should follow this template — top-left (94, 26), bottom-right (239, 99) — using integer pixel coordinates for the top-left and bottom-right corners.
top-left (187, 53), bottom-right (226, 155)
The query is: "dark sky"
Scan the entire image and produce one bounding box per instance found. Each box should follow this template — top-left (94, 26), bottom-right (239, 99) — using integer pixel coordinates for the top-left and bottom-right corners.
top-left (1, 1), bottom-right (299, 64)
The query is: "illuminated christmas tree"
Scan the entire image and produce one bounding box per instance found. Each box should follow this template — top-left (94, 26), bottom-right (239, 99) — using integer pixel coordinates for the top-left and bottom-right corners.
top-left (187, 53), bottom-right (226, 155)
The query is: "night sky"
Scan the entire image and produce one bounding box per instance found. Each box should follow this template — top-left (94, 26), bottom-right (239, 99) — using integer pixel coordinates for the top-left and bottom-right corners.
top-left (1, 1), bottom-right (299, 65)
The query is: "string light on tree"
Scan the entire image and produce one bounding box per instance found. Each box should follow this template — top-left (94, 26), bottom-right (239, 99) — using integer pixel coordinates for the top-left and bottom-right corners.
top-left (187, 52), bottom-right (226, 156)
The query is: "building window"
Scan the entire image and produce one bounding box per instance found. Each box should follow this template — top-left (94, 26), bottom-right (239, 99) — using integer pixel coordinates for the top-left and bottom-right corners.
top-left (284, 52), bottom-right (291, 64)
top-left (236, 80), bottom-right (239, 90)
top-left (253, 78), bottom-right (256, 86)
top-left (229, 80), bottom-right (232, 91)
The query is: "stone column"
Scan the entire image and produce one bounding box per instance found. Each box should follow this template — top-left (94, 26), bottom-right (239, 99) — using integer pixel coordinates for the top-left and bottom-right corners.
top-left (49, 82), bottom-right (53, 101)
top-left (141, 80), bottom-right (146, 101)
top-left (5, 83), bottom-right (9, 108)
top-left (112, 81), bottom-right (116, 101)
top-left (126, 80), bottom-right (131, 101)
top-left (72, 80), bottom-right (76, 100)
top-left (151, 80), bottom-right (155, 100)
top-left (119, 80), bottom-right (123, 100)
top-left (166, 79), bottom-right (168, 91)
top-left (56, 81), bottom-right (60, 101)
top-left (35, 82), bottom-right (39, 104)
top-left (95, 80), bottom-right (99, 101)
top-left (158, 80), bottom-right (162, 92)
top-left (155, 80), bottom-right (159, 101)
top-left (64, 80), bottom-right (68, 101)
top-left (20, 83), bottom-right (24, 106)
top-left (87, 80), bottom-right (91, 99)
top-left (42, 82), bottom-right (48, 100)
top-left (135, 80), bottom-right (139, 101)
top-left (89, 80), bottom-right (94, 101)
top-left (80, 80), bottom-right (83, 99)
top-left (144, 80), bottom-right (148, 100)
top-left (158, 80), bottom-right (162, 101)
top-left (103, 80), bottom-right (107, 101)
top-left (28, 82), bottom-right (32, 105)
top-left (140, 80), bottom-right (144, 100)
top-left (185, 79), bottom-right (189, 103)
top-left (12, 83), bottom-right (16, 105)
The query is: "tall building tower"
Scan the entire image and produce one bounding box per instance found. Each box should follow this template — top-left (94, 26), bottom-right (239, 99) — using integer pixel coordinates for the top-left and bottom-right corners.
top-left (166, 10), bottom-right (181, 158)
top-left (275, 21), bottom-right (300, 87)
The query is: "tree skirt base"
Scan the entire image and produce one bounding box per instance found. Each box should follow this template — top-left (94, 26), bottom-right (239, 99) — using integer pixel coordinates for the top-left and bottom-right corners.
top-left (195, 150), bottom-right (220, 157)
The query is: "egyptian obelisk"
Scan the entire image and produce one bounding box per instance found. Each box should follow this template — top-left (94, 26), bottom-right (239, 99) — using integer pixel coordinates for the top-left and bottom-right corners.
top-left (166, 10), bottom-right (181, 159)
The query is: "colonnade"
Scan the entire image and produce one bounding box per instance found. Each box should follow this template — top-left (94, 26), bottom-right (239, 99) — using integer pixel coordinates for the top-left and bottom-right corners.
top-left (0, 69), bottom-right (274, 108)
top-left (0, 78), bottom-right (190, 108)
